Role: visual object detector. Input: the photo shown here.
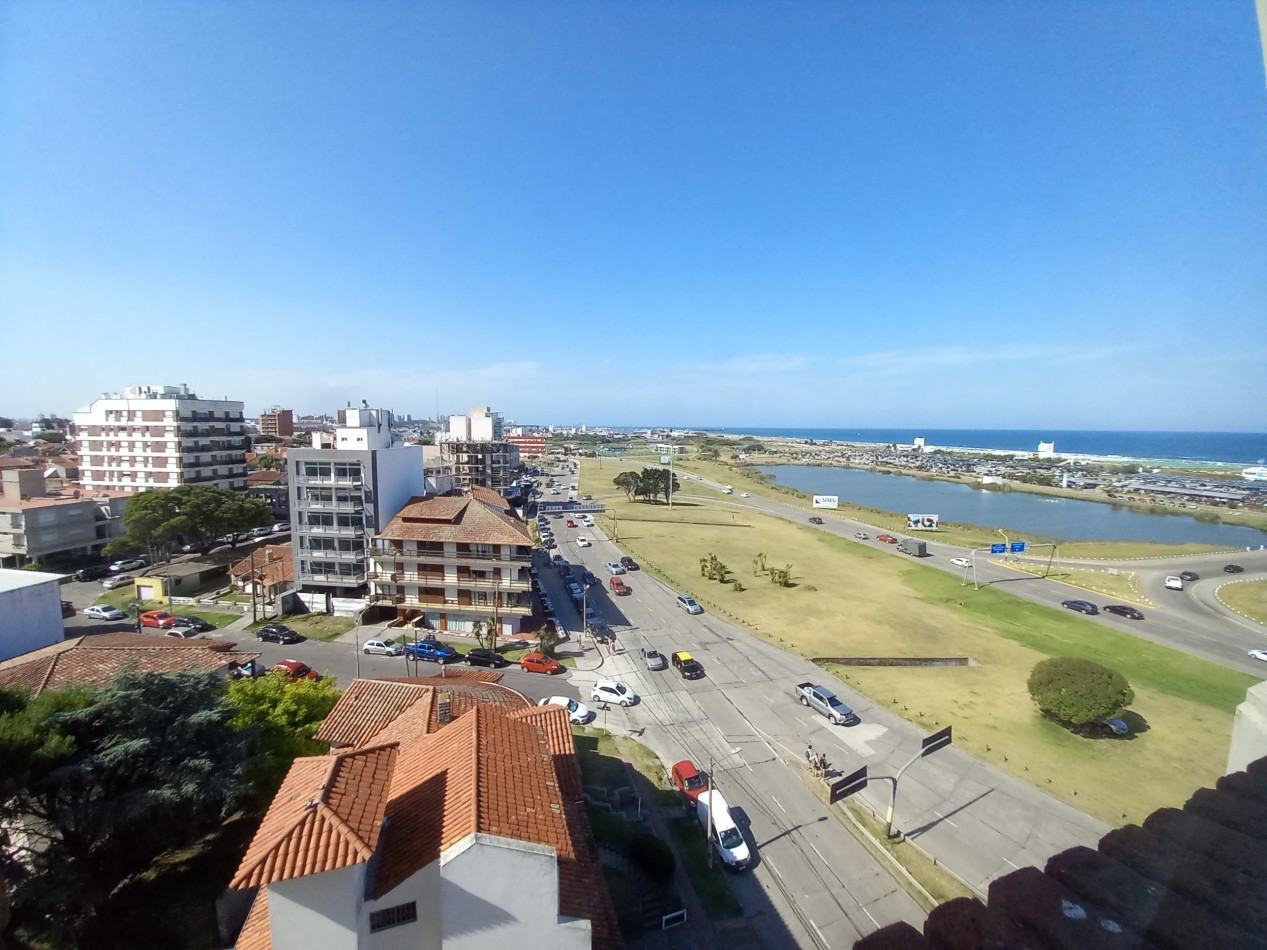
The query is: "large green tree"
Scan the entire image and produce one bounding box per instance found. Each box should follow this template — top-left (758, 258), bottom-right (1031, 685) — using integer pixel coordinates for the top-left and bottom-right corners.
top-left (636, 467), bottom-right (680, 504)
top-left (107, 484), bottom-right (272, 558)
top-left (227, 672), bottom-right (340, 790)
top-left (613, 471), bottom-right (641, 501)
top-left (1027, 657), bottom-right (1135, 726)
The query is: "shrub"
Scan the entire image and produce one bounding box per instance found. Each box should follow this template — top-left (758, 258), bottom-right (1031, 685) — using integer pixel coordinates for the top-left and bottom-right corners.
top-left (1027, 657), bottom-right (1134, 726)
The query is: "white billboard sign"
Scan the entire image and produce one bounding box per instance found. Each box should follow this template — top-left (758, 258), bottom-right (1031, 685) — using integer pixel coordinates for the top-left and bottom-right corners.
top-left (812, 495), bottom-right (839, 509)
top-left (660, 454), bottom-right (672, 464)
top-left (906, 513), bottom-right (940, 530)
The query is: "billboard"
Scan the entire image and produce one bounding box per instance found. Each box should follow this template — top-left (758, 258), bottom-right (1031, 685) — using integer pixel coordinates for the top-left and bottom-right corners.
top-left (906, 513), bottom-right (939, 530)
top-left (660, 455), bottom-right (672, 464)
top-left (812, 495), bottom-right (839, 509)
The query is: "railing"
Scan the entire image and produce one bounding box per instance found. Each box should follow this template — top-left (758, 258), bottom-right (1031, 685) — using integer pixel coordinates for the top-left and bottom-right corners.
top-left (303, 524), bottom-right (365, 536)
top-left (372, 592), bottom-right (532, 614)
top-left (297, 499), bottom-right (362, 510)
top-left (300, 546), bottom-right (367, 560)
top-left (301, 571), bottom-right (367, 584)
top-left (294, 475), bottom-right (364, 487)
top-left (369, 571), bottom-right (529, 590)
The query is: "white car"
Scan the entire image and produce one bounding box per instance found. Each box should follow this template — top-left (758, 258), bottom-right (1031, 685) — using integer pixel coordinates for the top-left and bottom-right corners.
top-left (951, 557), bottom-right (972, 569)
top-left (84, 605), bottom-right (127, 621)
top-left (1249, 650), bottom-right (1267, 663)
top-left (363, 638), bottom-right (405, 656)
top-left (591, 681), bottom-right (639, 706)
top-left (109, 558), bottom-right (147, 573)
top-left (538, 696), bottom-right (592, 724)
top-left (739, 492), bottom-right (749, 498)
top-left (101, 574), bottom-right (134, 590)
top-left (576, 536), bottom-right (591, 548)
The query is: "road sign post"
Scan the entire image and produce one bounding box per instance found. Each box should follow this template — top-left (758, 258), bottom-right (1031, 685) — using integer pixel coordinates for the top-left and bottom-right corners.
top-left (884, 726), bottom-right (954, 838)
top-left (829, 765), bottom-right (868, 804)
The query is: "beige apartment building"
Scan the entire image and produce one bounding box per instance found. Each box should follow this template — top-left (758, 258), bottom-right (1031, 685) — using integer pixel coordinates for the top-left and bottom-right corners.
top-left (258, 407), bottom-right (294, 438)
top-left (73, 385), bottom-right (248, 494)
top-left (0, 468), bottom-right (128, 569)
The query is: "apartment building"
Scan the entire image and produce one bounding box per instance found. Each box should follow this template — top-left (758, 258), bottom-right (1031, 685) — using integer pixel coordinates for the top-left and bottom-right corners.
top-left (0, 468), bottom-right (127, 569)
top-left (73, 385), bottom-right (248, 494)
top-left (430, 406), bottom-right (520, 492)
top-left (258, 407), bottom-right (294, 438)
top-left (371, 490), bottom-right (533, 635)
top-left (288, 407), bottom-right (424, 598)
top-left (507, 433), bottom-right (547, 456)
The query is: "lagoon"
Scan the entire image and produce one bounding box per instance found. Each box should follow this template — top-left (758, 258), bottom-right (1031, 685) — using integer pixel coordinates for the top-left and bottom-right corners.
top-left (758, 465), bottom-right (1267, 547)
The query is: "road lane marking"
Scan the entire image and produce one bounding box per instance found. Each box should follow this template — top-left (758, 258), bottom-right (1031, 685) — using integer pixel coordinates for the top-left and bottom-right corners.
top-left (809, 919), bottom-right (830, 948)
top-left (1004, 857), bottom-right (1020, 869)
top-left (808, 842), bottom-right (830, 868)
top-left (772, 796), bottom-right (787, 814)
top-left (933, 810), bottom-right (959, 829)
top-left (765, 857), bottom-right (782, 879)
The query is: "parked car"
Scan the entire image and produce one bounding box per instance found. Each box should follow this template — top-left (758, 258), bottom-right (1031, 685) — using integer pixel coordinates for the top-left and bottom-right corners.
top-left (139, 610), bottom-right (176, 629)
top-left (606, 561), bottom-right (625, 575)
top-left (273, 659), bottom-right (322, 681)
top-left (465, 648), bottom-right (509, 668)
top-left (591, 681), bottom-right (639, 706)
top-left (676, 594), bottom-right (703, 615)
top-left (101, 574), bottom-right (134, 590)
top-left (1103, 604), bottom-right (1144, 620)
top-left (271, 522), bottom-right (291, 533)
top-left (165, 628), bottom-right (206, 639)
top-left (61, 600), bottom-right (77, 619)
top-left (74, 564), bottom-right (111, 582)
top-left (1061, 599), bottom-right (1099, 615)
top-left (538, 696), bottom-right (591, 724)
top-left (170, 614), bottom-right (214, 632)
top-left (1224, 564), bottom-right (1245, 574)
top-left (1178, 571), bottom-right (1199, 582)
top-left (110, 558), bottom-right (147, 573)
top-left (248, 525), bottom-right (274, 539)
top-left (671, 759), bottom-right (709, 803)
top-left (809, 516), bottom-right (824, 525)
top-left (876, 534), bottom-right (898, 544)
top-left (405, 639), bottom-right (462, 663)
top-left (520, 652), bottom-right (563, 674)
top-left (543, 538), bottom-right (557, 550)
top-left (620, 556), bottom-right (639, 571)
top-left (643, 648), bottom-right (668, 671)
top-left (581, 570), bottom-right (599, 587)
top-left (950, 557), bottom-right (971, 568)
top-left (84, 604), bottom-right (127, 621)
top-left (257, 623), bottom-right (304, 644)
top-left (363, 638), bottom-right (405, 656)
top-left (552, 555), bottom-right (567, 568)
top-left (853, 532), bottom-right (869, 540)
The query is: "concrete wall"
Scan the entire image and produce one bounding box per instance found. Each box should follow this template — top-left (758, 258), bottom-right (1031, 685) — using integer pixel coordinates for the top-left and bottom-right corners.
top-left (267, 864), bottom-right (363, 950)
top-left (373, 444), bottom-right (425, 534)
top-left (0, 569), bottom-right (67, 662)
top-left (364, 861), bottom-right (440, 950)
top-left (1228, 680), bottom-right (1267, 775)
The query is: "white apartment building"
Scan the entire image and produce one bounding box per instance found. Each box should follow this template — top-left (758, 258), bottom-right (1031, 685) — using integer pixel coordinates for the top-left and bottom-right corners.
top-left (443, 405), bottom-right (504, 442)
top-left (73, 385), bottom-right (248, 494)
top-left (432, 406), bottom-right (519, 492)
top-left (288, 406), bottom-right (424, 599)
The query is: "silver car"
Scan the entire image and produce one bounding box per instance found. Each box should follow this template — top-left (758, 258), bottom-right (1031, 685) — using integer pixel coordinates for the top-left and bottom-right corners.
top-left (362, 638), bottom-right (405, 656)
top-left (642, 648), bottom-right (668, 671)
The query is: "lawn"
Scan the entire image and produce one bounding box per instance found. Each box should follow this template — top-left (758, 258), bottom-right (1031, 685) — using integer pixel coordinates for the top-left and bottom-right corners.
top-left (666, 818), bottom-right (743, 920)
top-left (246, 614), bottom-right (355, 641)
top-left (999, 561), bottom-right (1150, 606)
top-left (582, 459), bottom-right (1258, 826)
top-left (1217, 580), bottom-right (1267, 628)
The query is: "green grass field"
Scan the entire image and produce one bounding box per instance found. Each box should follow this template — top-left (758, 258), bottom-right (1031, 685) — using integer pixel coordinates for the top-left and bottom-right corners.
top-left (1000, 562), bottom-right (1150, 606)
top-left (1217, 580), bottom-right (1267, 628)
top-left (584, 459), bottom-right (1259, 825)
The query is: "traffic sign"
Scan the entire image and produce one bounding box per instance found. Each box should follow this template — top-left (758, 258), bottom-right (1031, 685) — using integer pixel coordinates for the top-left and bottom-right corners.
top-left (829, 765), bottom-right (869, 804)
top-left (1010, 541), bottom-right (1027, 553)
top-left (921, 725), bottom-right (953, 757)
top-left (990, 543), bottom-right (1006, 554)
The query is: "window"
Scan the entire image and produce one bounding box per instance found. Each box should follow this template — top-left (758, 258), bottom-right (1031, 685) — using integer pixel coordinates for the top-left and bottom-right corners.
top-left (369, 902), bottom-right (417, 933)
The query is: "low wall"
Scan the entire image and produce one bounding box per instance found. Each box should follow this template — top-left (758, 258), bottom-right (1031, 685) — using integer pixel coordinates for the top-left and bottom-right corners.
top-left (816, 656), bottom-right (971, 668)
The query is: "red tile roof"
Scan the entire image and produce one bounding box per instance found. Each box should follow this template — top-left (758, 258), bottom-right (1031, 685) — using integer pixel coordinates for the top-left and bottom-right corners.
top-left (378, 495), bottom-right (532, 546)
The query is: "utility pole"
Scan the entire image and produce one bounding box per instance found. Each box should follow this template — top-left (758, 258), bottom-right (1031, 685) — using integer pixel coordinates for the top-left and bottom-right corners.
top-left (250, 547), bottom-right (258, 623)
top-left (706, 750), bottom-right (715, 867)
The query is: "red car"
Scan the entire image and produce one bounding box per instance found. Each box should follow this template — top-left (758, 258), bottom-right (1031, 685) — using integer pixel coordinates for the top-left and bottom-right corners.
top-left (520, 652), bottom-right (563, 674)
top-left (139, 610), bottom-right (176, 629)
top-left (566, 519), bottom-right (577, 528)
top-left (671, 760), bottom-right (708, 804)
top-left (876, 534), bottom-right (898, 544)
top-left (609, 577), bottom-right (630, 595)
top-left (273, 659), bottom-right (322, 681)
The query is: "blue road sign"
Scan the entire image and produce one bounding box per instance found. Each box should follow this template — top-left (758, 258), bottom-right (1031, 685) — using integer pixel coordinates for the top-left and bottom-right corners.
top-left (1010, 542), bottom-right (1027, 553)
top-left (990, 543), bottom-right (1006, 554)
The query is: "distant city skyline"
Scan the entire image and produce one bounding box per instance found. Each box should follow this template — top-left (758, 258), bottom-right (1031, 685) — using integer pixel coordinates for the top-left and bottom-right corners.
top-left (2, 2), bottom-right (1265, 429)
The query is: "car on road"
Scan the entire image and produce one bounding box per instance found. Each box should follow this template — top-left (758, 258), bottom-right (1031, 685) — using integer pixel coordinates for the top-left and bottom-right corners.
top-left (609, 577), bottom-right (630, 595)
top-left (620, 556), bottom-right (639, 571)
top-left (1061, 599), bottom-right (1099, 615)
top-left (274, 659), bottom-right (322, 681)
top-left (583, 493), bottom-right (592, 500)
top-left (74, 564), bottom-right (111, 582)
top-left (950, 557), bottom-right (972, 568)
top-left (676, 594), bottom-right (703, 615)
top-left (61, 600), bottom-right (77, 618)
top-left (139, 610), bottom-right (176, 629)
top-left (405, 639), bottom-right (463, 663)
top-left (257, 623), bottom-right (304, 644)
top-left (363, 638), bottom-right (405, 656)
top-left (465, 648), bottom-right (509, 668)
top-left (576, 536), bottom-right (591, 547)
top-left (809, 516), bottom-right (824, 525)
top-left (739, 492), bottom-right (749, 497)
top-left (110, 558), bottom-right (148, 573)
top-left (543, 538), bottom-right (556, 549)
top-left (606, 561), bottom-right (625, 575)
top-left (165, 628), bottom-right (206, 639)
top-left (539, 696), bottom-right (591, 723)
top-left (581, 569), bottom-right (599, 587)
top-left (101, 574), bottom-right (135, 590)
top-left (591, 681), bottom-right (639, 706)
top-left (1178, 571), bottom-right (1199, 582)
top-left (643, 648), bottom-right (668, 671)
top-left (248, 525), bottom-right (274, 539)
top-left (271, 522), bottom-right (291, 533)
top-left (552, 555), bottom-right (567, 568)
top-left (1103, 604), bottom-right (1144, 620)
top-left (672, 651), bottom-right (705, 679)
top-left (84, 605), bottom-right (127, 621)
top-left (1249, 649), bottom-right (1267, 663)
top-left (520, 652), bottom-right (564, 674)
top-left (170, 615), bottom-right (215, 632)
top-left (566, 519), bottom-right (576, 528)
top-left (671, 760), bottom-right (709, 803)
top-left (876, 534), bottom-right (898, 544)
top-left (1224, 564), bottom-right (1245, 574)
top-left (1164, 576), bottom-right (1184, 591)
top-left (853, 532), bottom-right (869, 540)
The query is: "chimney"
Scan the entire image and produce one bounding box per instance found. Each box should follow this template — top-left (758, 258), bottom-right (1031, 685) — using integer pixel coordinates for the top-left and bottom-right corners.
top-left (436, 692), bottom-right (452, 725)
top-left (265, 549), bottom-right (274, 563)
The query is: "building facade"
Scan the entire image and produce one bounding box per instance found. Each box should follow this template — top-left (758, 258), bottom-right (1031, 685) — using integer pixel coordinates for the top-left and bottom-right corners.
top-left (0, 469), bottom-right (127, 568)
top-left (432, 406), bottom-right (520, 492)
top-left (507, 434), bottom-right (547, 457)
top-left (371, 493), bottom-right (533, 635)
top-left (73, 385), bottom-right (248, 494)
top-left (288, 407), bottom-right (424, 599)
top-left (0, 569), bottom-right (71, 662)
top-left (259, 407), bottom-right (295, 438)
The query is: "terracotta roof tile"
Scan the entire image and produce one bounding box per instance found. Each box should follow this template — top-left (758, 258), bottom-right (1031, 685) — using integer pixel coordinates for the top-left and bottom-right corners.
top-left (470, 484), bottom-right (510, 508)
top-left (230, 744), bottom-right (398, 889)
top-left (246, 470), bottom-right (286, 485)
top-left (377, 495), bottom-right (532, 546)
top-left (234, 888), bottom-right (271, 950)
top-left (316, 680), bottom-right (434, 748)
top-left (229, 546), bottom-right (294, 589)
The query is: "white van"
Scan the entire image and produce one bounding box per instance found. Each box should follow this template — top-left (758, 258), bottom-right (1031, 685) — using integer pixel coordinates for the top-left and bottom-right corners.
top-left (695, 789), bottom-right (750, 870)
top-left (1164, 576), bottom-right (1184, 591)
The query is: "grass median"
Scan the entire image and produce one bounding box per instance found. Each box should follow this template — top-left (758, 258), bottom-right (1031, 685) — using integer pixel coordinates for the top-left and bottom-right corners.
top-left (1217, 580), bottom-right (1267, 628)
top-left (584, 459), bottom-right (1258, 826)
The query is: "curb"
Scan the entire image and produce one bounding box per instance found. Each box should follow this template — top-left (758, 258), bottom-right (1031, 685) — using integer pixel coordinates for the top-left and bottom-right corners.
top-left (1213, 577), bottom-right (1267, 631)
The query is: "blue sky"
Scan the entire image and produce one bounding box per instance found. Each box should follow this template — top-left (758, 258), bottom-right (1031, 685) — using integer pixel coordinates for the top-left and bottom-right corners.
top-left (2, 1), bottom-right (1265, 431)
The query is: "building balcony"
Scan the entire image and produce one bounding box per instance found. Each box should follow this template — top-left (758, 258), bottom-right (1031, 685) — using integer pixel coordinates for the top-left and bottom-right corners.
top-left (297, 499), bottom-right (363, 511)
top-left (369, 570), bottom-right (529, 590)
top-left (302, 524), bottom-right (366, 536)
top-left (301, 570), bottom-right (367, 585)
top-left (371, 590), bottom-right (532, 615)
top-left (374, 551), bottom-right (531, 570)
top-left (300, 546), bottom-right (368, 560)
top-left (294, 475), bottom-right (364, 487)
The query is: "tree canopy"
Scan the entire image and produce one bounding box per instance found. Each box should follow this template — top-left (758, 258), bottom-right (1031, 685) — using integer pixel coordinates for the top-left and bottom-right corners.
top-left (106, 484), bottom-right (273, 558)
top-left (614, 468), bottom-right (680, 504)
top-left (1027, 657), bottom-right (1135, 726)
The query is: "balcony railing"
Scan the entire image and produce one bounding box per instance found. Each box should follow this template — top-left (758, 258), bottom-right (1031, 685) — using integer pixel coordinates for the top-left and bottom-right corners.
top-left (369, 571), bottom-right (529, 590)
top-left (294, 475), bottom-right (364, 487)
top-left (371, 591), bottom-right (532, 615)
top-left (301, 571), bottom-right (367, 584)
top-left (300, 546), bottom-right (367, 560)
top-left (303, 524), bottom-right (365, 536)
top-left (297, 499), bottom-right (362, 511)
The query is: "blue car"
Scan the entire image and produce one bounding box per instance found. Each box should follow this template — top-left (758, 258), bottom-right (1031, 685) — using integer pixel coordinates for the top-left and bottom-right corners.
top-left (404, 639), bottom-right (463, 664)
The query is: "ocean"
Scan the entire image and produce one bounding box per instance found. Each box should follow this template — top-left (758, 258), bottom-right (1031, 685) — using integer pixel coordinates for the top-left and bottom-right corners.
top-left (693, 428), bottom-right (1267, 467)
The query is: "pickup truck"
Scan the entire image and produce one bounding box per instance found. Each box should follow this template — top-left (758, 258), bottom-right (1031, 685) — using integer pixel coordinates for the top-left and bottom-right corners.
top-left (405, 639), bottom-right (463, 664)
top-left (792, 682), bottom-right (858, 725)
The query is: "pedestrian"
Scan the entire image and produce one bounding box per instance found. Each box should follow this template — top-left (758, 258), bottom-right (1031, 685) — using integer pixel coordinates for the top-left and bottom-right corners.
top-left (805, 744), bottom-right (814, 769)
